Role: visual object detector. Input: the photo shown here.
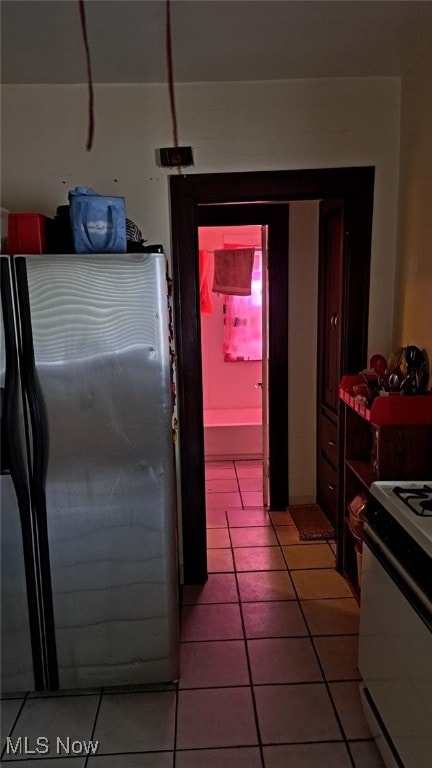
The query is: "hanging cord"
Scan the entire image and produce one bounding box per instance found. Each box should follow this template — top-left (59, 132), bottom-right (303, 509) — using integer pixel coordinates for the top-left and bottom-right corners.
top-left (165, 0), bottom-right (181, 172)
top-left (78, 0), bottom-right (94, 151)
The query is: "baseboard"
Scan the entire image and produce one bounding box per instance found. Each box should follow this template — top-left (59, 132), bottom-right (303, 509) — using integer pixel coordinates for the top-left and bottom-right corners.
top-left (288, 495), bottom-right (316, 506)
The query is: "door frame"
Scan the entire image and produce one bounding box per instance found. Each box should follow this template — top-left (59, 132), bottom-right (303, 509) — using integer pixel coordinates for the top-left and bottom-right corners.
top-left (170, 167), bottom-right (375, 584)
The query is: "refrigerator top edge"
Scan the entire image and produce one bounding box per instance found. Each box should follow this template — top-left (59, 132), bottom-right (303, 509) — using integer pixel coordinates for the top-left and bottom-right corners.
top-left (8, 252), bottom-right (165, 260)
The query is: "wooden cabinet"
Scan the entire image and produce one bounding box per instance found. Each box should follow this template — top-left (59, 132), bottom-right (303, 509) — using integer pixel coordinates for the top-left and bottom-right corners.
top-left (316, 196), bottom-right (373, 532)
top-left (339, 378), bottom-right (432, 599)
top-left (316, 200), bottom-right (344, 530)
top-left (318, 201), bottom-right (344, 415)
top-left (317, 410), bottom-right (339, 529)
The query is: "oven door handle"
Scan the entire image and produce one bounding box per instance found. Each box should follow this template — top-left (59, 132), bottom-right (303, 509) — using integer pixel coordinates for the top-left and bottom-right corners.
top-left (364, 526), bottom-right (432, 632)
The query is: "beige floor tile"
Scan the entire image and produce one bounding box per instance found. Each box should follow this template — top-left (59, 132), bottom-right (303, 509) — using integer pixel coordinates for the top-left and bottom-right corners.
top-left (348, 740), bottom-right (386, 767)
top-left (242, 600), bottom-right (308, 638)
top-left (237, 570), bottom-right (296, 602)
top-left (207, 548), bottom-right (234, 572)
top-left (227, 509), bottom-right (270, 527)
top-left (290, 568), bottom-right (353, 599)
top-left (206, 528), bottom-right (231, 548)
top-left (176, 688), bottom-right (258, 749)
top-left (269, 511), bottom-right (294, 526)
top-left (230, 526), bottom-right (277, 547)
top-left (93, 692), bottom-right (176, 754)
top-left (301, 597), bottom-right (360, 635)
top-left (255, 683), bottom-right (342, 744)
top-left (242, 492), bottom-right (264, 506)
top-left (234, 546), bottom-right (286, 572)
top-left (176, 747), bottom-right (262, 768)
top-left (282, 543), bottom-right (336, 569)
top-left (206, 492), bottom-right (242, 509)
top-left (313, 635), bottom-right (361, 681)
top-left (26, 687), bottom-right (102, 699)
top-left (15, 761), bottom-right (86, 768)
top-left (8, 450), bottom-right (370, 767)
top-left (0, 692), bottom-right (24, 700)
top-left (1, 699), bottom-right (23, 750)
top-left (181, 603), bottom-right (243, 641)
top-left (205, 508), bottom-right (228, 528)
top-left (235, 466), bottom-right (263, 479)
top-left (181, 573), bottom-right (238, 605)
top-left (179, 640), bottom-right (249, 688)
top-left (248, 637), bottom-right (323, 684)
top-left (238, 478), bottom-right (263, 492)
top-left (6, 695), bottom-right (99, 761)
top-left (274, 525), bottom-right (303, 544)
top-left (329, 681), bottom-right (373, 739)
top-left (205, 466), bottom-right (237, 480)
top-left (263, 742), bottom-right (352, 768)
top-left (206, 461), bottom-right (235, 469)
top-left (205, 478), bottom-right (239, 493)
top-left (88, 755), bottom-right (172, 768)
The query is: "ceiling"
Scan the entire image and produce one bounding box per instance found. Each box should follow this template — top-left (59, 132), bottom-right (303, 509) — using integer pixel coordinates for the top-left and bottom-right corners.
top-left (2, 0), bottom-right (432, 85)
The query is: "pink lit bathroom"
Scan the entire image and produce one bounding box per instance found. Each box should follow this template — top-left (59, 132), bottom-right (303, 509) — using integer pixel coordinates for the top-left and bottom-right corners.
top-left (199, 225), bottom-right (264, 468)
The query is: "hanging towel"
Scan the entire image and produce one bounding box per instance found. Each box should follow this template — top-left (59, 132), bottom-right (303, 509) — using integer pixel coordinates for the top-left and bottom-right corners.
top-left (199, 250), bottom-right (213, 314)
top-left (212, 248), bottom-right (254, 296)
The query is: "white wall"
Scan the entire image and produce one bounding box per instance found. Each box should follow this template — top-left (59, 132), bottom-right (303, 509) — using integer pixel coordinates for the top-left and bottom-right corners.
top-left (288, 201), bottom-right (319, 504)
top-left (395, 47), bottom-right (432, 362)
top-left (1, 79), bottom-right (400, 359)
top-left (1, 77), bottom-right (401, 499)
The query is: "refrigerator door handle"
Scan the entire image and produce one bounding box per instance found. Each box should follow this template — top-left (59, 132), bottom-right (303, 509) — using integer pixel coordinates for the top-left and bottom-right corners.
top-left (1, 259), bottom-right (32, 503)
top-left (14, 260), bottom-right (49, 509)
top-left (1, 256), bottom-right (48, 689)
top-left (13, 257), bottom-right (60, 690)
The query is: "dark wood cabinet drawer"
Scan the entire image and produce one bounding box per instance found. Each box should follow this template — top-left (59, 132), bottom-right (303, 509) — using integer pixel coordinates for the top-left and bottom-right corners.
top-left (318, 454), bottom-right (338, 528)
top-left (320, 412), bottom-right (339, 468)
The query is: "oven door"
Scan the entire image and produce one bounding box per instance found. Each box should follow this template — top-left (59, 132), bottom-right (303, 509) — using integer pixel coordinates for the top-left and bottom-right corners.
top-left (358, 527), bottom-right (432, 768)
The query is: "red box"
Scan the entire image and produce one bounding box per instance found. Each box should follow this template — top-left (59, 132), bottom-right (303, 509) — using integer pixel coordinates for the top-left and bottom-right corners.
top-left (8, 213), bottom-right (50, 254)
top-left (339, 374), bottom-right (432, 425)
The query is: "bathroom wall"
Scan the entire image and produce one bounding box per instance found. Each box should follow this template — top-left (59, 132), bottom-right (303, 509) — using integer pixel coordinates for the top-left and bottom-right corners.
top-left (199, 226), bottom-right (262, 412)
top-left (199, 225), bottom-right (263, 459)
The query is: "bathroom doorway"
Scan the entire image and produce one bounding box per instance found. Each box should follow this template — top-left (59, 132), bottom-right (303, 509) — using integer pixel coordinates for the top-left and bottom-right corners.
top-left (174, 199), bottom-right (289, 583)
top-left (197, 203), bottom-right (290, 518)
top-left (170, 167), bottom-right (374, 584)
top-left (198, 224), bottom-right (269, 506)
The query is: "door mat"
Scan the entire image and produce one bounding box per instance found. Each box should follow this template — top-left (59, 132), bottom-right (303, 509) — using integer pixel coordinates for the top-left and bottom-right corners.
top-left (288, 504), bottom-right (335, 540)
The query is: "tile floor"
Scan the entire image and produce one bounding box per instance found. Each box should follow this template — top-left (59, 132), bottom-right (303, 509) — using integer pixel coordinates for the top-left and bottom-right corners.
top-left (1, 460), bottom-right (385, 768)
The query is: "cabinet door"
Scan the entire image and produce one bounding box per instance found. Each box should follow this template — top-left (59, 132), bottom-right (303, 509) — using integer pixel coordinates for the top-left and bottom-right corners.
top-left (318, 199), bottom-right (345, 414)
top-left (317, 453), bottom-right (338, 529)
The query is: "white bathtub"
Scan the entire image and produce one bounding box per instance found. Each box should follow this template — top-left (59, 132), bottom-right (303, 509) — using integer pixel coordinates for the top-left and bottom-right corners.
top-left (204, 407), bottom-right (262, 460)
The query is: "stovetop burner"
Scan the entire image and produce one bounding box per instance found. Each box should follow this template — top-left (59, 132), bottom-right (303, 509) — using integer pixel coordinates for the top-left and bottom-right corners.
top-left (393, 484), bottom-right (432, 516)
top-left (370, 482), bottom-right (432, 558)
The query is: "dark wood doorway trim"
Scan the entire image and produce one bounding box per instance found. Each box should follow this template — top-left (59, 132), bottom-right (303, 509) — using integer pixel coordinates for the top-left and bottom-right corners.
top-left (170, 167), bottom-right (375, 584)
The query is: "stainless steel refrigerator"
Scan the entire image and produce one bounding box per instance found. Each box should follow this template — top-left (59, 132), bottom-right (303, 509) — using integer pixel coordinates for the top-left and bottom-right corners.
top-left (1, 252), bottom-right (179, 693)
